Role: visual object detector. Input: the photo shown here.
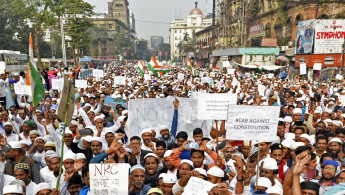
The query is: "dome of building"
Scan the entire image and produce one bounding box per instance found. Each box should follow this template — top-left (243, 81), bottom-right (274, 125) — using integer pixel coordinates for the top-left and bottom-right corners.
top-left (190, 2), bottom-right (202, 16)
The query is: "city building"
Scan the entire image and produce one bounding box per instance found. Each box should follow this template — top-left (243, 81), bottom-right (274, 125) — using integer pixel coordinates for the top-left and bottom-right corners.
top-left (107, 0), bottom-right (130, 29)
top-left (151, 36), bottom-right (164, 50)
top-left (169, 2), bottom-right (212, 60)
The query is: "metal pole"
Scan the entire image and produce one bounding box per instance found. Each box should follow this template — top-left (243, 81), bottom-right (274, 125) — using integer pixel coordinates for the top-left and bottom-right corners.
top-left (60, 17), bottom-right (67, 66)
top-left (240, 0), bottom-right (245, 46)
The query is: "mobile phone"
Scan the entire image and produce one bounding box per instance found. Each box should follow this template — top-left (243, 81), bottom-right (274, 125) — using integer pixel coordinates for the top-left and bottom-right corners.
top-left (80, 128), bottom-right (93, 136)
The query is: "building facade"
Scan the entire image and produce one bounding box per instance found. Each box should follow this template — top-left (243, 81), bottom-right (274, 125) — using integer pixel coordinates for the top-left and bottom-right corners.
top-left (151, 36), bottom-right (164, 50)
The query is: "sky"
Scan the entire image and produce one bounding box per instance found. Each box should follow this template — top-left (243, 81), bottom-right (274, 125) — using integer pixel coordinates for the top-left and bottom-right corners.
top-left (85, 0), bottom-right (213, 42)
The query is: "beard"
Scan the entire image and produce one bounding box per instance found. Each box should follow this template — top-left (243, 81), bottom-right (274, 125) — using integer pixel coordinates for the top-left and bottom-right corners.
top-left (134, 181), bottom-right (144, 189)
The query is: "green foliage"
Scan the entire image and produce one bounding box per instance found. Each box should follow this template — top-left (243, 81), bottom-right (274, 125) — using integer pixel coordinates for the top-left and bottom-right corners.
top-left (112, 32), bottom-right (134, 52)
top-left (249, 0), bottom-right (260, 17)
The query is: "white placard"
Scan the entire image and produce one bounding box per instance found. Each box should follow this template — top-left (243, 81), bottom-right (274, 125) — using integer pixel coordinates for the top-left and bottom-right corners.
top-left (13, 83), bottom-right (32, 95)
top-left (128, 98), bottom-right (212, 140)
top-left (339, 95), bottom-right (345, 106)
top-left (51, 79), bottom-right (63, 90)
top-left (93, 69), bottom-right (104, 78)
top-left (314, 19), bottom-right (345, 54)
top-left (336, 74), bottom-right (343, 80)
top-left (222, 61), bottom-right (231, 68)
top-left (114, 76), bottom-right (126, 85)
top-left (300, 63), bottom-right (307, 75)
top-left (226, 105), bottom-right (280, 141)
top-left (144, 74), bottom-right (151, 81)
top-left (0, 62), bottom-right (6, 74)
top-left (89, 163), bottom-right (129, 195)
top-left (258, 84), bottom-right (265, 96)
top-left (227, 69), bottom-right (235, 75)
top-left (268, 73), bottom-right (274, 79)
top-left (182, 177), bottom-right (216, 195)
top-left (313, 63), bottom-right (322, 70)
top-left (178, 73), bottom-right (185, 80)
top-left (75, 80), bottom-right (87, 88)
top-left (197, 93), bottom-right (237, 120)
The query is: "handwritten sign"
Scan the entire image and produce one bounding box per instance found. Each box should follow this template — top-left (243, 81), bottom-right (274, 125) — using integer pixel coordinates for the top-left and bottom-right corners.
top-left (51, 79), bottom-right (63, 90)
top-left (313, 63), bottom-right (322, 71)
top-left (226, 105), bottom-right (280, 141)
top-left (93, 69), bottom-right (104, 78)
top-left (197, 93), bottom-right (237, 120)
top-left (89, 163), bottom-right (129, 195)
top-left (13, 83), bottom-right (32, 95)
top-left (104, 97), bottom-right (128, 114)
top-left (75, 80), bottom-right (88, 88)
top-left (114, 76), bottom-right (126, 85)
top-left (182, 177), bottom-right (216, 195)
top-left (300, 63), bottom-right (307, 75)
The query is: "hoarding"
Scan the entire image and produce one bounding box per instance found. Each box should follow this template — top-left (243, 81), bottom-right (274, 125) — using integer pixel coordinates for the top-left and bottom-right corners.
top-left (296, 19), bottom-right (315, 54)
top-left (314, 19), bottom-right (345, 54)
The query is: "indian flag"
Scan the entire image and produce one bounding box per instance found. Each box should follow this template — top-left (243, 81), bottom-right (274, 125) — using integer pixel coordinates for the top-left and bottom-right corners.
top-left (187, 58), bottom-right (196, 76)
top-left (154, 66), bottom-right (172, 74)
top-left (137, 60), bottom-right (145, 76)
top-left (195, 60), bottom-right (200, 69)
top-left (148, 56), bottom-right (159, 77)
top-left (26, 34), bottom-right (44, 106)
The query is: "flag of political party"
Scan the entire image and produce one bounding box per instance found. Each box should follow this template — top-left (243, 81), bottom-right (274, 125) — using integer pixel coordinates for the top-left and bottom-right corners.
top-left (137, 60), bottom-right (145, 76)
top-left (26, 34), bottom-right (44, 106)
top-left (148, 56), bottom-right (159, 77)
top-left (187, 58), bottom-right (196, 76)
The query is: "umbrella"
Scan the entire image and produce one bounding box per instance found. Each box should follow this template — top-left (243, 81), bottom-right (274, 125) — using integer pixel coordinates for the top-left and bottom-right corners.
top-left (276, 56), bottom-right (289, 63)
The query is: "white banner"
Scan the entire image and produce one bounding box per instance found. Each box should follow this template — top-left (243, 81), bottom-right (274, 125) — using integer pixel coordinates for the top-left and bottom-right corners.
top-left (182, 177), bottom-right (216, 195)
top-left (197, 93), bottom-right (237, 120)
top-left (51, 79), bottom-right (63, 90)
top-left (114, 76), bottom-right (126, 85)
top-left (226, 105), bottom-right (280, 141)
top-left (89, 163), bottom-right (129, 195)
top-left (93, 69), bottom-right (104, 78)
top-left (75, 80), bottom-right (87, 88)
top-left (314, 19), bottom-right (345, 54)
top-left (300, 63), bottom-right (307, 75)
top-left (128, 98), bottom-right (212, 140)
top-left (14, 83), bottom-right (32, 95)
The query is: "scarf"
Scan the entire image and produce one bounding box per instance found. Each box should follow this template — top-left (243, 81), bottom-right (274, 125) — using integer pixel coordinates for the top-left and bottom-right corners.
top-left (278, 159), bottom-right (286, 182)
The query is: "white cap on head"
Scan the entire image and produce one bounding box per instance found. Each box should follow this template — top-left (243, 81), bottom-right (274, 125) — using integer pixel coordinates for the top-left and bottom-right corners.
top-left (70, 120), bottom-right (78, 126)
top-left (194, 168), bottom-right (207, 177)
top-left (33, 183), bottom-right (51, 195)
top-left (293, 108), bottom-right (302, 115)
top-left (284, 133), bottom-right (295, 140)
top-left (90, 137), bottom-right (102, 144)
top-left (82, 135), bottom-right (93, 142)
top-left (141, 128), bottom-right (152, 134)
top-left (159, 125), bottom-right (169, 131)
top-left (284, 116), bottom-right (292, 123)
top-left (207, 166), bottom-right (224, 178)
top-left (130, 165), bottom-right (145, 173)
top-left (9, 141), bottom-right (22, 149)
top-left (3, 185), bottom-right (23, 195)
top-left (63, 152), bottom-right (76, 161)
top-left (144, 153), bottom-right (158, 160)
top-left (257, 177), bottom-right (272, 189)
top-left (3, 122), bottom-right (12, 127)
top-left (163, 150), bottom-right (172, 158)
top-left (330, 137), bottom-right (342, 144)
top-left (290, 141), bottom-right (305, 150)
top-left (117, 116), bottom-right (126, 123)
top-left (94, 115), bottom-right (104, 121)
top-left (122, 110), bottom-right (128, 116)
top-left (180, 159), bottom-right (194, 168)
top-left (300, 134), bottom-right (310, 142)
top-left (162, 174), bottom-right (177, 184)
top-left (65, 129), bottom-right (73, 135)
top-left (282, 139), bottom-right (295, 149)
top-left (260, 158), bottom-right (278, 170)
top-left (266, 186), bottom-right (283, 195)
top-left (76, 153), bottom-right (86, 160)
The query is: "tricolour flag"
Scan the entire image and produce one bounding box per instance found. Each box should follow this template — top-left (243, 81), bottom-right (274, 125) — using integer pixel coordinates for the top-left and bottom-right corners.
top-left (148, 56), bottom-right (159, 77)
top-left (187, 58), bottom-right (196, 76)
top-left (195, 60), bottom-right (200, 69)
top-left (137, 60), bottom-right (145, 76)
top-left (26, 34), bottom-right (44, 106)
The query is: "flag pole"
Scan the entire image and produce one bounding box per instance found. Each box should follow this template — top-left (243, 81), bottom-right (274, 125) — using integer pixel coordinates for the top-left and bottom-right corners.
top-left (56, 78), bottom-right (72, 189)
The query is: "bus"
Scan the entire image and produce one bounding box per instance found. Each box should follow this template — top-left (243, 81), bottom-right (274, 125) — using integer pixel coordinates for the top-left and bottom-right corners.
top-left (0, 50), bottom-right (28, 73)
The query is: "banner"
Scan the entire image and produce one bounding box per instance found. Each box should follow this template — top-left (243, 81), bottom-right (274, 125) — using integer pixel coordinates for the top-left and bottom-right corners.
top-left (296, 19), bottom-right (315, 54)
top-left (182, 177), bottom-right (216, 195)
top-left (93, 69), bottom-right (104, 78)
top-left (197, 93), bottom-right (237, 120)
top-left (89, 163), bottom-right (129, 195)
top-left (128, 98), bottom-right (212, 139)
top-left (104, 97), bottom-right (128, 114)
top-left (226, 105), bottom-right (280, 141)
top-left (51, 79), bottom-right (63, 90)
top-left (75, 80), bottom-right (87, 88)
top-left (314, 19), bottom-right (345, 54)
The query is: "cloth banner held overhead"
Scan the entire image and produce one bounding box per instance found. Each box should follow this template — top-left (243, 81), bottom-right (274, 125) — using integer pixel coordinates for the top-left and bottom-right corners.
top-left (226, 105), bottom-right (280, 141)
top-left (89, 163), bottom-right (129, 195)
top-left (197, 93), bottom-right (237, 120)
top-left (128, 98), bottom-right (212, 140)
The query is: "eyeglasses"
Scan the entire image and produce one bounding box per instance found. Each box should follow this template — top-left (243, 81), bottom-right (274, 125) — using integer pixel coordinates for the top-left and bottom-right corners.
top-left (324, 167), bottom-right (336, 172)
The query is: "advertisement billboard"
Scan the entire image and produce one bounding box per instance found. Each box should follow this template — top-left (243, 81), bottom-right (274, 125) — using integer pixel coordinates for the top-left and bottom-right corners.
top-left (296, 19), bottom-right (315, 54)
top-left (314, 19), bottom-right (345, 54)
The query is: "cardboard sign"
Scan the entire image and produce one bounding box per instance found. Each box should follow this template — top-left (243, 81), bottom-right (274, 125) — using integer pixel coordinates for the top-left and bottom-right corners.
top-left (13, 83), bottom-right (32, 96)
top-left (178, 73), bottom-right (185, 80)
top-left (339, 95), bottom-right (345, 106)
top-left (57, 76), bottom-right (75, 126)
top-left (227, 69), bottom-right (235, 75)
top-left (104, 97), bottom-right (128, 114)
top-left (128, 98), bottom-right (212, 140)
top-left (336, 74), bottom-right (343, 80)
top-left (197, 93), bottom-right (237, 120)
top-left (258, 84), bottom-right (265, 96)
top-left (222, 61), bottom-right (231, 68)
top-left (182, 177), bottom-right (216, 195)
top-left (75, 80), bottom-right (88, 88)
top-left (313, 63), bottom-right (322, 70)
top-left (51, 79), bottom-right (64, 90)
top-left (114, 76), bottom-right (126, 85)
top-left (300, 63), bottom-right (307, 75)
top-left (93, 69), bottom-right (104, 78)
top-left (0, 62), bottom-right (6, 74)
top-left (89, 163), bottom-right (129, 195)
top-left (144, 74), bottom-right (151, 81)
top-left (226, 105), bottom-right (280, 141)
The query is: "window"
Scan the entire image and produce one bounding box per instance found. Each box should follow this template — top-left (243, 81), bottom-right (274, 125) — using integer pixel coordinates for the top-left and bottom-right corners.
top-left (108, 24), bottom-right (112, 29)
top-left (115, 4), bottom-right (123, 7)
top-left (100, 24), bottom-right (105, 28)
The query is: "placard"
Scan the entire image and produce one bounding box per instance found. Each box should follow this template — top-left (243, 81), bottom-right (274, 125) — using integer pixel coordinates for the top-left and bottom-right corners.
top-left (226, 105), bottom-right (280, 141)
top-left (313, 63), bottom-right (322, 70)
top-left (222, 61), bottom-right (231, 68)
top-left (227, 69), bottom-right (235, 75)
top-left (210, 72), bottom-right (215, 77)
top-left (268, 73), bottom-right (274, 79)
top-left (51, 79), bottom-right (63, 90)
top-left (339, 95), bottom-right (345, 106)
top-left (89, 163), bottom-right (129, 195)
top-left (258, 84), bottom-right (265, 96)
top-left (13, 83), bottom-right (32, 95)
top-left (182, 177), bottom-right (216, 195)
top-left (336, 74), bottom-right (343, 80)
top-left (197, 93), bottom-right (237, 120)
top-left (201, 77), bottom-right (209, 84)
top-left (114, 76), bottom-right (126, 85)
top-left (104, 97), bottom-right (128, 114)
top-left (0, 62), bottom-right (6, 74)
top-left (300, 63), bottom-right (307, 75)
top-left (93, 69), bottom-right (104, 78)
top-left (75, 80), bottom-right (88, 88)
top-left (128, 98), bottom-right (212, 140)
top-left (57, 76), bottom-right (75, 126)
top-left (144, 74), bottom-right (151, 81)
top-left (178, 73), bottom-right (185, 80)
